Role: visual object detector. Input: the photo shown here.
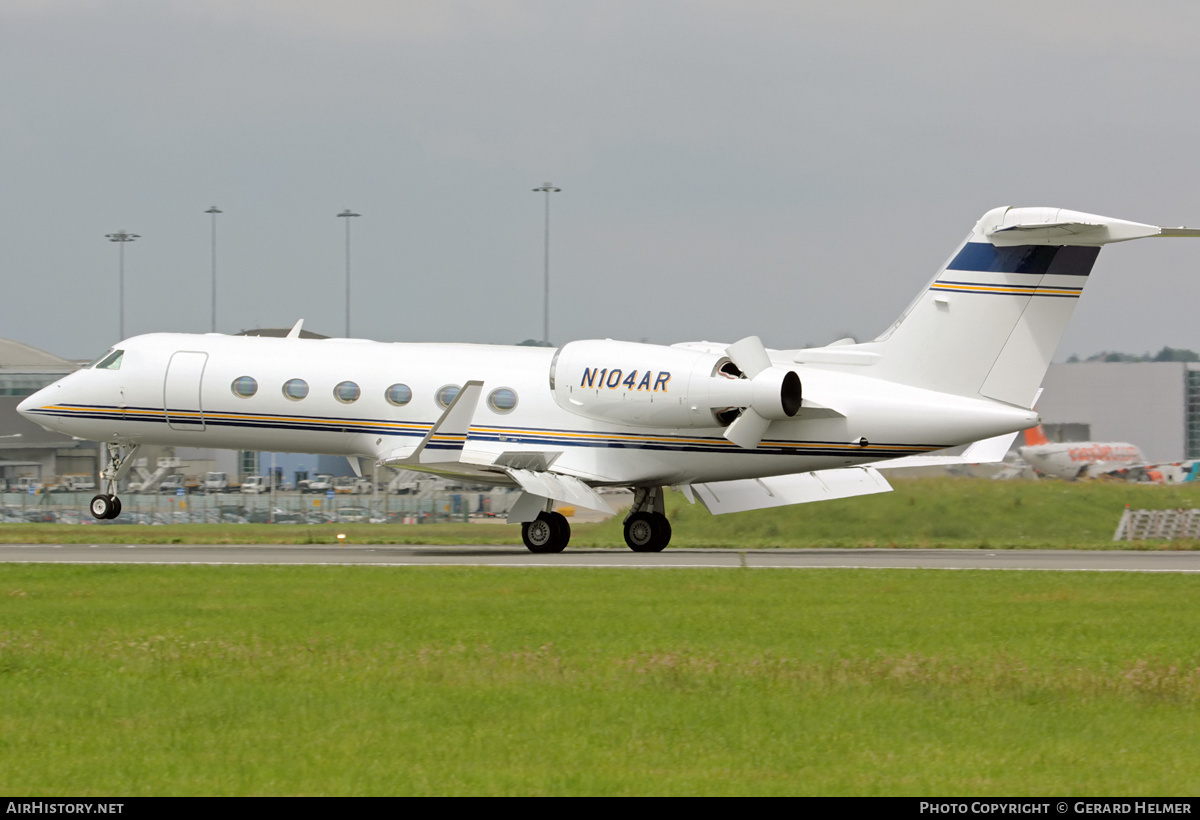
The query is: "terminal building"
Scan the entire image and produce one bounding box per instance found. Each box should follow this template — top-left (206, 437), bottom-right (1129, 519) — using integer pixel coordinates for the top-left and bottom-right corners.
top-left (1037, 362), bottom-right (1200, 463)
top-left (0, 337), bottom-right (100, 485)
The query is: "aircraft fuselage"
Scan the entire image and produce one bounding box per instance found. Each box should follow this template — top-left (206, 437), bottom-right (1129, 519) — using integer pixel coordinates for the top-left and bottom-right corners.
top-left (20, 332), bottom-right (1035, 488)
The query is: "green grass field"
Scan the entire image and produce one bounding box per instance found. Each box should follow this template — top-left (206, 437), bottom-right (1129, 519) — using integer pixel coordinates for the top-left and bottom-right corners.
top-left (2, 564), bottom-right (1199, 795)
top-left (5, 477), bottom-right (1200, 548)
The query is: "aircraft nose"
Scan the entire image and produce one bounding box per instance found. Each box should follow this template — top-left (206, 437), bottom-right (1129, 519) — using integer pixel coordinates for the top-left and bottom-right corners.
top-left (17, 382), bottom-right (61, 426)
top-left (16, 389), bottom-right (43, 418)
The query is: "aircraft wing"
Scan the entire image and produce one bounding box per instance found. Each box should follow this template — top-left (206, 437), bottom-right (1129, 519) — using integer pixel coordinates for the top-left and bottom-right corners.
top-left (682, 466), bottom-right (892, 515)
top-left (505, 468), bottom-right (614, 521)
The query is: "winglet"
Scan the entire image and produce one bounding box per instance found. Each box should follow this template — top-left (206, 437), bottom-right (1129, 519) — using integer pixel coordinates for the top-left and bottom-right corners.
top-left (376, 380), bottom-right (485, 467)
top-left (417, 381), bottom-right (484, 464)
top-left (286, 319), bottom-right (305, 339)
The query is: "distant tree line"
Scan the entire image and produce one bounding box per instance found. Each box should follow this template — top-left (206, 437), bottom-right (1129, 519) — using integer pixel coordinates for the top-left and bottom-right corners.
top-left (1065, 347), bottom-right (1200, 363)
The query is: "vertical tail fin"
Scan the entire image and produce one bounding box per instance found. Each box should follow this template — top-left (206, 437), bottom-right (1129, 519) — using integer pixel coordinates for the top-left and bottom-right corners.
top-left (1023, 424), bottom-right (1050, 447)
top-left (841, 207), bottom-right (1198, 406)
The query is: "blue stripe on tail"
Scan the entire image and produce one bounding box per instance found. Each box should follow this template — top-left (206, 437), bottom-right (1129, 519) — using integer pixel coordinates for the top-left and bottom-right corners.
top-left (947, 243), bottom-right (1100, 277)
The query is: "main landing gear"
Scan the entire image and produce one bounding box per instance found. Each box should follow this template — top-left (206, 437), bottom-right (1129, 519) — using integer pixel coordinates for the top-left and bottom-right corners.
top-left (521, 510), bottom-right (571, 553)
top-left (513, 486), bottom-right (674, 554)
top-left (90, 441), bottom-right (138, 521)
top-left (622, 486), bottom-right (671, 552)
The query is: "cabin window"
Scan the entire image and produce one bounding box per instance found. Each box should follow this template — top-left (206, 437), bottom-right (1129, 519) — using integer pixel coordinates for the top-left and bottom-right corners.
top-left (95, 350), bottom-right (124, 371)
top-left (436, 384), bottom-right (461, 408)
top-left (487, 387), bottom-right (518, 413)
top-left (385, 383), bottom-right (412, 406)
top-left (334, 381), bottom-right (361, 404)
top-left (231, 376), bottom-right (258, 398)
top-left (282, 378), bottom-right (310, 401)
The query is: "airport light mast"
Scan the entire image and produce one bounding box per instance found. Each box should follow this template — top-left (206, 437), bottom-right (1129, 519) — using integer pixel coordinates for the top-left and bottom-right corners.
top-left (337, 209), bottom-right (360, 337)
top-left (532, 182), bottom-right (561, 345)
top-left (206, 206), bottom-right (222, 333)
top-left (106, 230), bottom-right (139, 340)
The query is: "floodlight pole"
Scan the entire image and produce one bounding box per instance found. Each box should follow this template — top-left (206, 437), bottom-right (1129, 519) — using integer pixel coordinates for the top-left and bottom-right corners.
top-left (106, 230), bottom-right (140, 340)
top-left (338, 210), bottom-right (360, 337)
top-left (206, 206), bottom-right (222, 333)
top-left (532, 183), bottom-right (561, 345)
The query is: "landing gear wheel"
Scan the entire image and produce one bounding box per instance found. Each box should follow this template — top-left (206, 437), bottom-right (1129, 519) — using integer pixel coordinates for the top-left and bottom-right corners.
top-left (624, 511), bottom-right (671, 552)
top-left (651, 512), bottom-right (671, 548)
top-left (522, 511), bottom-right (570, 553)
top-left (90, 494), bottom-right (121, 520)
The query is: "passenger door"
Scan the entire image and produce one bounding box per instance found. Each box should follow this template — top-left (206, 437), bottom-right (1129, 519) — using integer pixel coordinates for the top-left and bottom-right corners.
top-left (163, 351), bottom-right (208, 431)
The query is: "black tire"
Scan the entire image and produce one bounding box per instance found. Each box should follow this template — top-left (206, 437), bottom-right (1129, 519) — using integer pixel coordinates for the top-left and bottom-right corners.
top-left (651, 512), bottom-right (671, 548)
top-left (89, 494), bottom-right (113, 520)
top-left (522, 512), bottom-right (569, 553)
top-left (90, 494), bottom-right (121, 520)
top-left (547, 511), bottom-right (571, 550)
top-left (624, 511), bottom-right (669, 552)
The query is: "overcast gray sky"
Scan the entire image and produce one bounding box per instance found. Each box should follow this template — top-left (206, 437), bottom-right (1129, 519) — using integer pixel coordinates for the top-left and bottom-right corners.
top-left (4, 0), bottom-right (1200, 360)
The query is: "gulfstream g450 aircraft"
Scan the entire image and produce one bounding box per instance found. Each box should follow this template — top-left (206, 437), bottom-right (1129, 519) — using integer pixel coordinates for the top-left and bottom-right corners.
top-left (18, 207), bottom-right (1199, 552)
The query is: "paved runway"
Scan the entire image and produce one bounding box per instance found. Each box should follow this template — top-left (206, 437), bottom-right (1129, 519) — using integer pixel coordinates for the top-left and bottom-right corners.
top-left (1, 543), bottom-right (1199, 572)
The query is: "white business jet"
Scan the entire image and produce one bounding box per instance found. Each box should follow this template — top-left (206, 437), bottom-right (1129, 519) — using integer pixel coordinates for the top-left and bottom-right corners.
top-left (17, 206), bottom-right (1199, 552)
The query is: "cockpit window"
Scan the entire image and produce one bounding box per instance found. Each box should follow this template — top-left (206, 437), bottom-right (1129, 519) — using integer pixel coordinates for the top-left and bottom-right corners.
top-left (86, 349), bottom-right (113, 368)
top-left (95, 350), bottom-right (124, 371)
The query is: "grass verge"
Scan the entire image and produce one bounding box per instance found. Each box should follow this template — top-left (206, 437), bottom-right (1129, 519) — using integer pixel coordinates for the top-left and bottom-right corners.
top-left (4, 477), bottom-right (1200, 548)
top-left (1, 564), bottom-right (1199, 795)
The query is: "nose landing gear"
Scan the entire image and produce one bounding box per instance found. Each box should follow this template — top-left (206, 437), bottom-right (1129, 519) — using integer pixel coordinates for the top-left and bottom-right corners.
top-left (90, 493), bottom-right (122, 520)
top-left (90, 442), bottom-right (138, 520)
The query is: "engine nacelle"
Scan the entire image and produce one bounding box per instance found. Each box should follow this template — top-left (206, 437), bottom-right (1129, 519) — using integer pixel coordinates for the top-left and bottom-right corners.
top-left (549, 339), bottom-right (801, 429)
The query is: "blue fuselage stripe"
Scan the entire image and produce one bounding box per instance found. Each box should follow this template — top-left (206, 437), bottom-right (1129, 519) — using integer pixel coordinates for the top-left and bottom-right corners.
top-left (29, 404), bottom-right (950, 459)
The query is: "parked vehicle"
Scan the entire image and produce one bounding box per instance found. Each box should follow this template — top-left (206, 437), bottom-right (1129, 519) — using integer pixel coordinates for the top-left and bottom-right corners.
top-left (12, 476), bottom-right (45, 494)
top-left (333, 476), bottom-right (372, 494)
top-left (241, 476), bottom-right (270, 494)
top-left (335, 506), bottom-right (372, 523)
top-left (158, 474), bottom-right (187, 494)
top-left (59, 474), bottom-right (96, 492)
top-left (204, 472), bottom-right (239, 493)
top-left (299, 474), bottom-right (334, 494)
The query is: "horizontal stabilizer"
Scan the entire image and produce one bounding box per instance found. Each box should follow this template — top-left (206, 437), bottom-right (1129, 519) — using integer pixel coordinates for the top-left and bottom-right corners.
top-left (506, 468), bottom-right (614, 514)
top-left (982, 207), bottom-right (1199, 247)
top-left (690, 466), bottom-right (891, 515)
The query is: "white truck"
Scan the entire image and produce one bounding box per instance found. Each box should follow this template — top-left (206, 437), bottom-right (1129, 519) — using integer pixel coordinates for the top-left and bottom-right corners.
top-left (333, 475), bottom-right (373, 494)
top-left (59, 474), bottom-right (97, 492)
top-left (241, 476), bottom-right (270, 494)
top-left (204, 472), bottom-right (239, 493)
top-left (299, 474), bottom-right (334, 494)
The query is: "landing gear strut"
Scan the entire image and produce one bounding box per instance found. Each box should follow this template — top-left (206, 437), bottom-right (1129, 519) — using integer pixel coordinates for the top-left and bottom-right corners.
top-left (623, 487), bottom-right (672, 552)
top-left (90, 441), bottom-right (138, 521)
top-left (521, 510), bottom-right (570, 553)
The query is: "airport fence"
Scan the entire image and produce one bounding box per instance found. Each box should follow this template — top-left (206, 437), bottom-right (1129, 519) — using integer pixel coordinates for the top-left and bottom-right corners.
top-left (1113, 506), bottom-right (1200, 541)
top-left (0, 488), bottom-right (521, 526)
